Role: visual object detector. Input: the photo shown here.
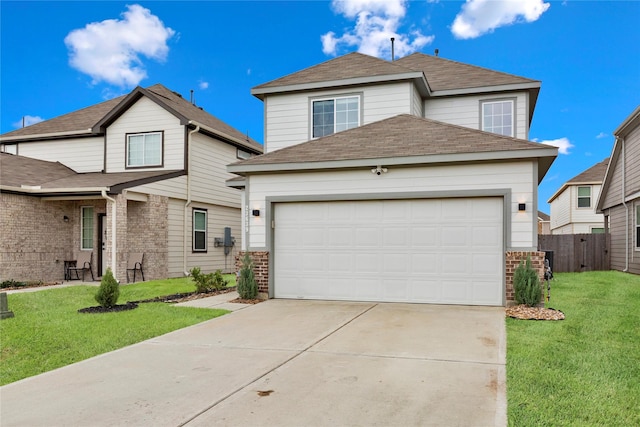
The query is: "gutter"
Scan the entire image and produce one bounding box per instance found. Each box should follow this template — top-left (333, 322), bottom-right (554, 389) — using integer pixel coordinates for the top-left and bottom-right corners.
top-left (101, 190), bottom-right (118, 280)
top-left (183, 125), bottom-right (199, 276)
top-left (187, 120), bottom-right (261, 153)
top-left (0, 129), bottom-right (94, 142)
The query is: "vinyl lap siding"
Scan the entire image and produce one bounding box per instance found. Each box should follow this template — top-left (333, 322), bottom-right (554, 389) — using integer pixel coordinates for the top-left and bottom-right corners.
top-left (264, 82), bottom-right (413, 153)
top-left (167, 198), bottom-right (185, 276)
top-left (247, 161), bottom-right (535, 249)
top-left (550, 190), bottom-right (571, 232)
top-left (106, 97), bottom-right (184, 172)
top-left (423, 92), bottom-right (528, 139)
top-left (16, 137), bottom-right (104, 172)
top-left (625, 126), bottom-right (640, 196)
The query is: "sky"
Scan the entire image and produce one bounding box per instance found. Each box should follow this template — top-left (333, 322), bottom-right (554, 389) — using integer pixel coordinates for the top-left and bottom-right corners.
top-left (1, 0), bottom-right (639, 213)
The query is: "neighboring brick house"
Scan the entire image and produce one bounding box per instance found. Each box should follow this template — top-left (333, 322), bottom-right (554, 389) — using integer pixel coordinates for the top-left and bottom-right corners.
top-left (596, 105), bottom-right (640, 274)
top-left (0, 84), bottom-right (262, 283)
top-left (547, 158), bottom-right (609, 234)
top-left (229, 52), bottom-right (557, 306)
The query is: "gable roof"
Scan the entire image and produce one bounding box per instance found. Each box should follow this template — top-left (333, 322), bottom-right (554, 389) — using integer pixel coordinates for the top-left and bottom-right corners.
top-left (0, 153), bottom-right (183, 196)
top-left (0, 84), bottom-right (262, 154)
top-left (596, 105), bottom-right (640, 212)
top-left (228, 114), bottom-right (557, 181)
top-left (547, 157), bottom-right (609, 203)
top-left (251, 52), bottom-right (540, 113)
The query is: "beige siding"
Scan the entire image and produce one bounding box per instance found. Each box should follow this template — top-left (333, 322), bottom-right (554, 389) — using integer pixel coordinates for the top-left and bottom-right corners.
top-left (106, 97), bottom-right (184, 172)
top-left (264, 82), bottom-right (414, 153)
top-left (133, 175), bottom-right (188, 199)
top-left (601, 155), bottom-right (623, 209)
top-left (423, 92), bottom-right (529, 139)
top-left (550, 189), bottom-right (571, 231)
top-left (167, 198), bottom-right (185, 276)
top-left (16, 137), bottom-right (104, 172)
top-left (247, 161), bottom-right (536, 249)
top-left (411, 84), bottom-right (423, 117)
top-left (625, 126), bottom-right (640, 198)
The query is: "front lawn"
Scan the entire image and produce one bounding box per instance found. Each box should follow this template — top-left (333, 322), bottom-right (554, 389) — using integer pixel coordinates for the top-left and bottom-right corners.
top-left (0, 276), bottom-right (234, 386)
top-left (507, 271), bottom-right (640, 426)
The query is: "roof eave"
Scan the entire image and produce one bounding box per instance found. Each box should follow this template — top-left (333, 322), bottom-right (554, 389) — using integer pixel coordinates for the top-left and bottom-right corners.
top-left (188, 121), bottom-right (263, 154)
top-left (228, 147), bottom-right (558, 179)
top-left (0, 129), bottom-right (96, 143)
top-left (251, 72), bottom-right (430, 100)
top-left (613, 105), bottom-right (640, 137)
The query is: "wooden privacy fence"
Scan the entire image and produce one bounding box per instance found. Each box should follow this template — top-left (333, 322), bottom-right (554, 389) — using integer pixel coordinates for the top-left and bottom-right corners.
top-left (538, 234), bottom-right (610, 273)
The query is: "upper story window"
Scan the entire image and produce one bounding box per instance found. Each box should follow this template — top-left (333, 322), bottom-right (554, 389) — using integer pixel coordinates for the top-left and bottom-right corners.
top-left (577, 186), bottom-right (591, 208)
top-left (312, 96), bottom-right (360, 138)
top-left (635, 205), bottom-right (640, 250)
top-left (237, 148), bottom-right (252, 160)
top-left (126, 131), bottom-right (163, 168)
top-left (482, 100), bottom-right (514, 137)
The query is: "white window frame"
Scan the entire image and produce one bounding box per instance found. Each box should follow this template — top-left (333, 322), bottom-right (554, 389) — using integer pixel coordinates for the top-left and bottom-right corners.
top-left (635, 204), bottom-right (640, 250)
top-left (81, 206), bottom-right (94, 250)
top-left (126, 131), bottom-right (163, 168)
top-left (481, 99), bottom-right (515, 137)
top-left (237, 148), bottom-right (251, 160)
top-left (577, 186), bottom-right (592, 209)
top-left (311, 94), bottom-right (361, 139)
top-left (193, 208), bottom-right (207, 252)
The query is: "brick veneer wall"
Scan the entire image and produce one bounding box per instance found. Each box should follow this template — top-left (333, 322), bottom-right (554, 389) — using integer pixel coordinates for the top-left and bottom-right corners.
top-left (125, 195), bottom-right (168, 282)
top-left (505, 251), bottom-right (545, 304)
top-left (235, 251), bottom-right (269, 295)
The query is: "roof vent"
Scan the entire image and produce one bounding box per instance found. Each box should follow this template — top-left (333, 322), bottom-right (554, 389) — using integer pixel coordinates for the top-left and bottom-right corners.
top-left (390, 37), bottom-right (395, 61)
top-left (434, 48), bottom-right (439, 57)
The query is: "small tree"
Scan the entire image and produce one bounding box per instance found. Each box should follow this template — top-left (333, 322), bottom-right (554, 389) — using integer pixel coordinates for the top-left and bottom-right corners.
top-left (513, 256), bottom-right (542, 306)
top-left (95, 268), bottom-right (119, 308)
top-left (237, 252), bottom-right (258, 300)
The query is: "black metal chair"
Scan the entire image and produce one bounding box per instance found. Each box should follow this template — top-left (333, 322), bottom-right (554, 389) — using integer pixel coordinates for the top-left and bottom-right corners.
top-left (126, 253), bottom-right (145, 283)
top-left (67, 252), bottom-right (94, 281)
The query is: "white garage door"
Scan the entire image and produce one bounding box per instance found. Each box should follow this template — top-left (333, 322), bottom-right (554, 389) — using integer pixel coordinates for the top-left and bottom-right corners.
top-left (273, 198), bottom-right (504, 306)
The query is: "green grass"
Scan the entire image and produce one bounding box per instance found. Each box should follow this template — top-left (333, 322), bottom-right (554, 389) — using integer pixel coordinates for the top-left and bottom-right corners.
top-left (0, 275), bottom-right (236, 386)
top-left (507, 271), bottom-right (640, 426)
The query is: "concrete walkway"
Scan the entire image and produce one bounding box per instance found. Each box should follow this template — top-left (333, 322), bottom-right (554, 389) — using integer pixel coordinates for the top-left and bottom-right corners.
top-left (0, 297), bottom-right (506, 426)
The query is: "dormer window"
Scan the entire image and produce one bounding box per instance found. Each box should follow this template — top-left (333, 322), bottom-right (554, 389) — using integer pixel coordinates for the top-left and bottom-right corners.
top-left (126, 131), bottom-right (163, 168)
top-left (482, 100), bottom-right (514, 137)
top-left (312, 95), bottom-right (360, 138)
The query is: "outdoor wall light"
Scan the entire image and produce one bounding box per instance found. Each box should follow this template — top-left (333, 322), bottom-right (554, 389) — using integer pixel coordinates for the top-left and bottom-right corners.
top-left (518, 203), bottom-right (526, 212)
top-left (252, 209), bottom-right (260, 217)
top-left (63, 215), bottom-right (70, 223)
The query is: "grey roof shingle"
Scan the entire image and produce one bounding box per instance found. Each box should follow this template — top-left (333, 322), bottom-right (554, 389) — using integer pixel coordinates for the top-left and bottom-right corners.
top-left (0, 153), bottom-right (182, 193)
top-left (253, 52), bottom-right (538, 94)
top-left (566, 158), bottom-right (609, 184)
top-left (231, 114), bottom-right (554, 167)
top-left (1, 84), bottom-right (263, 153)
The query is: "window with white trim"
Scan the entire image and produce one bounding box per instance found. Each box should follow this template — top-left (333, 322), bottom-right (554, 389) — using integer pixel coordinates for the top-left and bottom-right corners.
top-left (312, 96), bottom-right (360, 138)
top-left (193, 209), bottom-right (207, 252)
top-left (81, 206), bottom-right (94, 250)
top-left (577, 186), bottom-right (591, 208)
top-left (636, 205), bottom-right (640, 250)
top-left (237, 148), bottom-right (251, 160)
top-left (482, 100), bottom-right (514, 137)
top-left (126, 131), bottom-right (162, 167)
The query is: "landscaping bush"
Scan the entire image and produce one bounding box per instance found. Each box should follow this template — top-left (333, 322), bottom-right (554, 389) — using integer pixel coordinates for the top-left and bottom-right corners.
top-left (513, 256), bottom-right (542, 306)
top-left (190, 267), bottom-right (228, 293)
top-left (0, 279), bottom-right (26, 289)
top-left (95, 268), bottom-right (120, 308)
top-left (237, 252), bottom-right (258, 300)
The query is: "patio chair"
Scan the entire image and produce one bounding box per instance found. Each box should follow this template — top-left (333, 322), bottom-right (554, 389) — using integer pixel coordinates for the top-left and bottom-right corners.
top-left (67, 251), bottom-right (94, 281)
top-left (126, 253), bottom-right (145, 283)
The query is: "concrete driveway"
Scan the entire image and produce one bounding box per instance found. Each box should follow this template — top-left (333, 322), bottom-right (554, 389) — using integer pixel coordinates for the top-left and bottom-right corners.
top-left (0, 300), bottom-right (506, 426)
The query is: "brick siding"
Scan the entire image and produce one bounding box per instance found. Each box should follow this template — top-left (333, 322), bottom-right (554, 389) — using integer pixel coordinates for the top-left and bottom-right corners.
top-left (235, 251), bottom-right (269, 295)
top-left (505, 251), bottom-right (545, 305)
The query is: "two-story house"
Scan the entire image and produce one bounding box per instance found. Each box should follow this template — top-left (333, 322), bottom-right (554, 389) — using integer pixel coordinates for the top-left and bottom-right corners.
top-left (597, 106), bottom-right (640, 274)
top-left (547, 158), bottom-right (609, 234)
top-left (0, 84), bottom-right (262, 283)
top-left (228, 52), bottom-right (558, 306)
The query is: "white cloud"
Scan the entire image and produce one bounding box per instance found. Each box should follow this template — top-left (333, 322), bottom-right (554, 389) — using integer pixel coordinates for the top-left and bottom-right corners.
top-left (595, 132), bottom-right (608, 139)
top-left (247, 68), bottom-right (252, 76)
top-left (321, 0), bottom-right (434, 59)
top-left (12, 115), bottom-right (44, 128)
top-left (538, 137), bottom-right (574, 155)
top-left (451, 0), bottom-right (550, 39)
top-left (199, 81), bottom-right (209, 90)
top-left (64, 4), bottom-right (175, 87)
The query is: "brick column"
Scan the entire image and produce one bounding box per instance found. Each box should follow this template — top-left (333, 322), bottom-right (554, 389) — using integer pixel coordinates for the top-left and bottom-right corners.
top-left (505, 251), bottom-right (545, 305)
top-left (235, 251), bottom-right (269, 297)
top-left (106, 194), bottom-right (128, 283)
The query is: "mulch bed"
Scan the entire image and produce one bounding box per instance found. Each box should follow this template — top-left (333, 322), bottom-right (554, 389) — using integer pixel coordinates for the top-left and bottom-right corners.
top-left (230, 298), bottom-right (264, 304)
top-left (1, 281), bottom-right (63, 291)
top-left (506, 304), bottom-right (565, 320)
top-left (78, 302), bottom-right (139, 314)
top-left (128, 287), bottom-right (238, 304)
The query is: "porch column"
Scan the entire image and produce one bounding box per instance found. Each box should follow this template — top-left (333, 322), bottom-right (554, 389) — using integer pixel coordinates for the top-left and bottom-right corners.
top-left (105, 194), bottom-right (128, 283)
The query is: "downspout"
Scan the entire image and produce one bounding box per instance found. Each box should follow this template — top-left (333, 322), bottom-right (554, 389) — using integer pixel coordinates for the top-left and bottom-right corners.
top-left (101, 190), bottom-right (118, 280)
top-left (183, 125), bottom-right (200, 275)
top-left (620, 136), bottom-right (629, 272)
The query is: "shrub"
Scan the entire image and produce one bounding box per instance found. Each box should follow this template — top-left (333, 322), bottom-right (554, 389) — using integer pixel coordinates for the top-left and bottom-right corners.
top-left (237, 252), bottom-right (258, 300)
top-left (190, 267), bottom-right (228, 293)
top-left (513, 256), bottom-right (542, 306)
top-left (0, 279), bottom-right (26, 289)
top-left (95, 268), bottom-right (119, 308)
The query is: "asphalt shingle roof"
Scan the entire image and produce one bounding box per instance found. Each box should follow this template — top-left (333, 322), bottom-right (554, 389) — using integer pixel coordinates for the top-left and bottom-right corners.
top-left (566, 158), bottom-right (609, 183)
top-left (232, 114), bottom-right (552, 167)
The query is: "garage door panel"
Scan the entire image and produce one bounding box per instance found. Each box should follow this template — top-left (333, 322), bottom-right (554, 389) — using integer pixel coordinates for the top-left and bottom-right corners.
top-left (274, 198), bottom-right (503, 305)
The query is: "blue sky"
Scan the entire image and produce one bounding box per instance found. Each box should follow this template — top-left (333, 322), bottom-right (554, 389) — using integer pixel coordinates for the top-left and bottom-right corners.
top-left (1, 0), bottom-right (639, 213)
